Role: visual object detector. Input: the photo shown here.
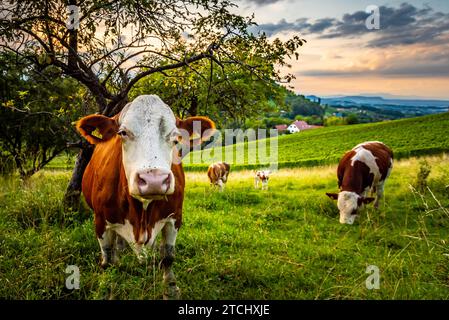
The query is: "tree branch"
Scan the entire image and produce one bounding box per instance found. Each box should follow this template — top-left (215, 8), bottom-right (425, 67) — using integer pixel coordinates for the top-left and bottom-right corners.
top-left (104, 48), bottom-right (216, 116)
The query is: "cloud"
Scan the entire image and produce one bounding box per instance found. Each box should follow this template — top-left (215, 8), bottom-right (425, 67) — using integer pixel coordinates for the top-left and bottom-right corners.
top-left (250, 18), bottom-right (310, 35)
top-left (308, 18), bottom-right (334, 33)
top-left (301, 65), bottom-right (449, 78)
top-left (299, 47), bottom-right (449, 78)
top-left (243, 0), bottom-right (282, 5)
top-left (253, 3), bottom-right (449, 48)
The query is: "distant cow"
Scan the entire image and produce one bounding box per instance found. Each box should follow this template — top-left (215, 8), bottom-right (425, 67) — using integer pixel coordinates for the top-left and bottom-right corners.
top-left (207, 162), bottom-right (230, 191)
top-left (76, 95), bottom-right (215, 299)
top-left (255, 170), bottom-right (270, 190)
top-left (326, 141), bottom-right (393, 224)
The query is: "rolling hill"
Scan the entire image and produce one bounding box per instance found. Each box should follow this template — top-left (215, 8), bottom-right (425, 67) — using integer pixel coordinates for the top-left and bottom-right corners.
top-left (319, 95), bottom-right (449, 116)
top-left (184, 112), bottom-right (449, 171)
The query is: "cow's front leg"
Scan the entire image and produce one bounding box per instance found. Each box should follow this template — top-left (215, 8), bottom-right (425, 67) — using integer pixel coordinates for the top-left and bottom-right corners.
top-left (160, 218), bottom-right (180, 299)
top-left (98, 229), bottom-right (117, 268)
top-left (262, 181), bottom-right (268, 190)
top-left (374, 183), bottom-right (385, 209)
top-left (217, 179), bottom-right (224, 192)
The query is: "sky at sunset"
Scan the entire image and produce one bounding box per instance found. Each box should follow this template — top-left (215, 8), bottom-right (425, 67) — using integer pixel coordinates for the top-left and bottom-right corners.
top-left (235, 0), bottom-right (449, 99)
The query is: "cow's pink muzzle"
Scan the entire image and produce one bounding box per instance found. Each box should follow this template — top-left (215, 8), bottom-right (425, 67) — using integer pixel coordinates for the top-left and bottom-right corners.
top-left (135, 169), bottom-right (173, 197)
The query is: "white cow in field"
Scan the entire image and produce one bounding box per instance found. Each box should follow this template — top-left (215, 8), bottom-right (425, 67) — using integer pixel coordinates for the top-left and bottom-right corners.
top-left (326, 141), bottom-right (393, 224)
top-left (255, 170), bottom-right (270, 190)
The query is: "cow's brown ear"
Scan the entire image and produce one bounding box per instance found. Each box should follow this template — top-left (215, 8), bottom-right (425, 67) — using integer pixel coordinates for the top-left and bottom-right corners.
top-left (326, 193), bottom-right (339, 200)
top-left (76, 114), bottom-right (119, 144)
top-left (362, 197), bottom-right (375, 204)
top-left (176, 116), bottom-right (216, 146)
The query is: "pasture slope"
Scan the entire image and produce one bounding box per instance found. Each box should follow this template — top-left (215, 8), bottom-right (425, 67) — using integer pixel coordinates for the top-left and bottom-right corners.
top-left (184, 112), bottom-right (449, 171)
top-left (1, 155), bottom-right (449, 299)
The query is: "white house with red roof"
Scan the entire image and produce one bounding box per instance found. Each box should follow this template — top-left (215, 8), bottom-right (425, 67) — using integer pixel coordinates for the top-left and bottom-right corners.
top-left (287, 120), bottom-right (322, 134)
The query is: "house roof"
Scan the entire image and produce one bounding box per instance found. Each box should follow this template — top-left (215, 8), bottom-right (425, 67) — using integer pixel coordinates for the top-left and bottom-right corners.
top-left (292, 120), bottom-right (310, 130)
top-left (275, 121), bottom-right (323, 132)
top-left (290, 120), bottom-right (323, 131)
top-left (275, 124), bottom-right (288, 131)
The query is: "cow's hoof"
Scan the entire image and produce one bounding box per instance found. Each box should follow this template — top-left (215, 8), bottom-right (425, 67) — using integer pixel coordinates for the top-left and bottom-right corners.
top-left (99, 257), bottom-right (114, 269)
top-left (163, 284), bottom-right (180, 300)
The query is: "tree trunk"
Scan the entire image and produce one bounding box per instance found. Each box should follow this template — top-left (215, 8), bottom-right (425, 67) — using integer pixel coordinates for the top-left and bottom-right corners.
top-left (188, 95), bottom-right (198, 116)
top-left (63, 144), bottom-right (94, 211)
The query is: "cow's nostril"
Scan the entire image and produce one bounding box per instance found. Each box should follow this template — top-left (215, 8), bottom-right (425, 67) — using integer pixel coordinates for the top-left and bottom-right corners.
top-left (162, 175), bottom-right (171, 192)
top-left (138, 177), bottom-right (147, 186)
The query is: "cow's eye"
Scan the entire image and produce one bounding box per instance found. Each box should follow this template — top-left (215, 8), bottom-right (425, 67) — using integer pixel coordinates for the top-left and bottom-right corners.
top-left (117, 129), bottom-right (127, 137)
top-left (170, 133), bottom-right (182, 145)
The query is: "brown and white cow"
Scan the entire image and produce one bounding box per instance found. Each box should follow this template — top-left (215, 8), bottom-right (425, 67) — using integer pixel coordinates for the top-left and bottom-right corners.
top-left (76, 95), bottom-right (215, 299)
top-left (255, 170), bottom-right (270, 190)
top-left (326, 141), bottom-right (393, 224)
top-left (207, 162), bottom-right (230, 191)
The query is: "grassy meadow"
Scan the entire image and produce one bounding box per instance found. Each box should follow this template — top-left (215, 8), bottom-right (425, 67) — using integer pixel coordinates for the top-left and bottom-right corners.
top-left (184, 112), bottom-right (449, 170)
top-left (1, 155), bottom-right (449, 299)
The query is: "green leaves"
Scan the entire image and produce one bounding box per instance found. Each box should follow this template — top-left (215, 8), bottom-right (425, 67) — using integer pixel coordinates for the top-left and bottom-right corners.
top-left (17, 90), bottom-right (29, 100)
top-left (0, 51), bottom-right (85, 179)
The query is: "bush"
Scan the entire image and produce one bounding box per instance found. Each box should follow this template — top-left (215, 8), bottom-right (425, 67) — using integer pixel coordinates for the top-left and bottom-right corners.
top-left (0, 152), bottom-right (15, 175)
top-left (415, 160), bottom-right (432, 192)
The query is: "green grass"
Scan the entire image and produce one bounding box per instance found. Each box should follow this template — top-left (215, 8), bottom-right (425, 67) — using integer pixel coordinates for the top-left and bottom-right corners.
top-left (1, 155), bottom-right (449, 299)
top-left (45, 152), bottom-right (76, 171)
top-left (183, 112), bottom-right (449, 171)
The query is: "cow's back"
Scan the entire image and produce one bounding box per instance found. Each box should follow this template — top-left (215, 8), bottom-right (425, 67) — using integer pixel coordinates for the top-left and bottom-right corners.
top-left (207, 162), bottom-right (229, 183)
top-left (337, 142), bottom-right (393, 193)
top-left (357, 142), bottom-right (393, 181)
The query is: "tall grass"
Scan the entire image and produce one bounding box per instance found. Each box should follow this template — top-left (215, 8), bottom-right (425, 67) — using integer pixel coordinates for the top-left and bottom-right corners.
top-left (1, 155), bottom-right (449, 299)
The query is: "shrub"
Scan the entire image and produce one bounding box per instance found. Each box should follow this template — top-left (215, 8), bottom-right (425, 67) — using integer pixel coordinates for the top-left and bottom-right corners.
top-left (415, 160), bottom-right (432, 192)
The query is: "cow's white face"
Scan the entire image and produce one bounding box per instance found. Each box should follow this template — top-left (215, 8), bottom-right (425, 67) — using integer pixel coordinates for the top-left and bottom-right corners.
top-left (117, 95), bottom-right (180, 202)
top-left (337, 191), bottom-right (359, 224)
top-left (76, 94), bottom-right (216, 205)
top-left (326, 191), bottom-right (375, 224)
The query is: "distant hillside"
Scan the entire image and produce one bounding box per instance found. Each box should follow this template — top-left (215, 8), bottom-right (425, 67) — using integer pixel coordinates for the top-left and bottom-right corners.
top-left (184, 112), bottom-right (449, 171)
top-left (319, 96), bottom-right (449, 116)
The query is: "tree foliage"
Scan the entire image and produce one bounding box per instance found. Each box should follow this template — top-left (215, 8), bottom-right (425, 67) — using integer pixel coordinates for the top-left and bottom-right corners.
top-left (130, 54), bottom-right (288, 127)
top-left (0, 0), bottom-right (305, 117)
top-left (324, 116), bottom-right (347, 127)
top-left (285, 93), bottom-right (324, 119)
top-left (0, 52), bottom-right (83, 178)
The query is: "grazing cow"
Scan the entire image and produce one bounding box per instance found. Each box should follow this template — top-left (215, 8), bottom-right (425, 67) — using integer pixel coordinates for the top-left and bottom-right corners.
top-left (255, 170), bottom-right (270, 190)
top-left (76, 95), bottom-right (215, 299)
top-left (326, 141), bottom-right (393, 224)
top-left (207, 162), bottom-right (230, 191)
